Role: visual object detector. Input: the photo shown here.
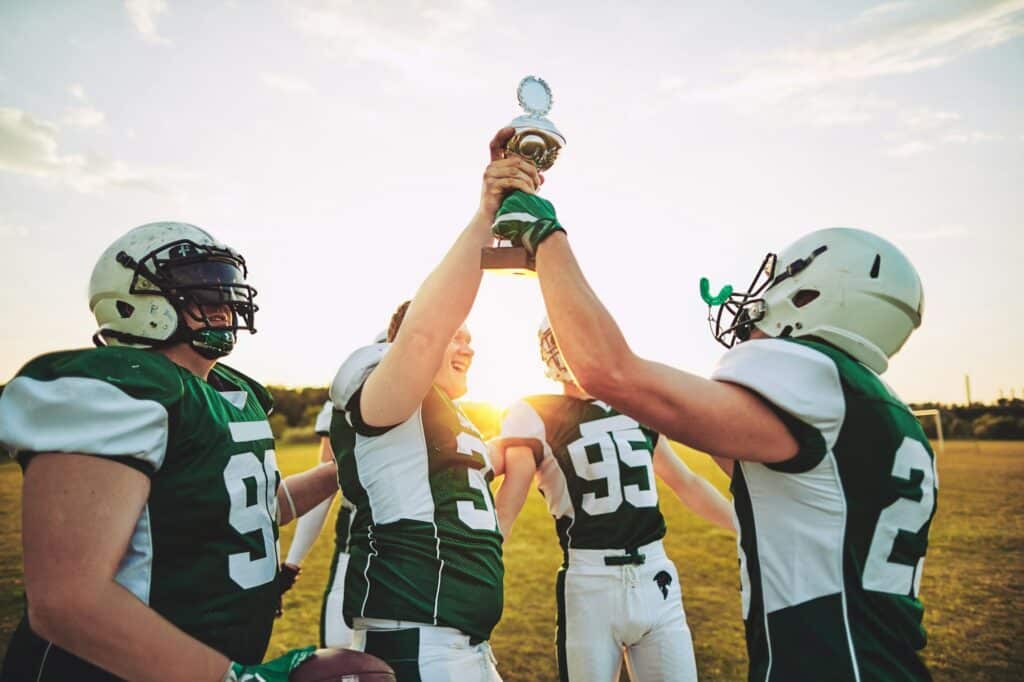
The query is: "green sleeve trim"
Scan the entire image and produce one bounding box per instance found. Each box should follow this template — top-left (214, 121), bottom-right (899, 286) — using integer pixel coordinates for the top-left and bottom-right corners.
top-left (762, 400), bottom-right (828, 474)
top-left (18, 451), bottom-right (156, 478)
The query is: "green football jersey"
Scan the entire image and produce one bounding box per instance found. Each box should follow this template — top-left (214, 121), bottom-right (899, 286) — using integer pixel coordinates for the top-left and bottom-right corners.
top-left (496, 396), bottom-right (665, 556)
top-left (329, 344), bottom-right (504, 643)
top-left (0, 347), bottom-right (281, 674)
top-left (711, 338), bottom-right (937, 682)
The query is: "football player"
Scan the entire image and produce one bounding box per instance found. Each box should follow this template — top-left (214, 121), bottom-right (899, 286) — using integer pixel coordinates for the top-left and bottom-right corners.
top-left (491, 317), bottom-right (734, 681)
top-left (493, 203), bottom-right (935, 681)
top-left (280, 332), bottom-right (389, 647)
top-left (0, 222), bottom-right (340, 682)
top-left (326, 128), bottom-right (541, 681)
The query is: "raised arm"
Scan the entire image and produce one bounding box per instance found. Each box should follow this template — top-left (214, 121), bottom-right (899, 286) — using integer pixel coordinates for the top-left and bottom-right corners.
top-left (652, 437), bottom-right (735, 532)
top-left (358, 130), bottom-right (541, 428)
top-left (22, 454), bottom-right (232, 682)
top-left (534, 233), bottom-right (798, 463)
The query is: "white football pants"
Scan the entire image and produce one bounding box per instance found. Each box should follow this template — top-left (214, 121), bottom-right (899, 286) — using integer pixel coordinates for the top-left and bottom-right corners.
top-left (352, 618), bottom-right (502, 682)
top-left (557, 540), bottom-right (698, 681)
top-left (321, 552), bottom-right (353, 648)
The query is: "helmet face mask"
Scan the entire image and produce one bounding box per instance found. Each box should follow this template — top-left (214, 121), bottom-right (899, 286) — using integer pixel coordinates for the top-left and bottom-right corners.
top-left (91, 223), bottom-right (258, 359)
top-left (708, 252), bottom-right (775, 348)
top-left (705, 228), bottom-right (924, 374)
top-left (538, 317), bottom-right (576, 385)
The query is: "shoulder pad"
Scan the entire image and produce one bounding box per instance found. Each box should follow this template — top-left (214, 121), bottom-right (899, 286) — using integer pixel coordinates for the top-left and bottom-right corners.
top-left (711, 338), bottom-right (846, 449)
top-left (0, 347), bottom-right (177, 471)
top-left (330, 344), bottom-right (389, 410)
top-left (17, 347), bottom-right (185, 405)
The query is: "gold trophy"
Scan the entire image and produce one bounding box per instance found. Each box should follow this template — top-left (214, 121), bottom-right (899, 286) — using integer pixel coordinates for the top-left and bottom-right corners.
top-left (481, 76), bottom-right (566, 273)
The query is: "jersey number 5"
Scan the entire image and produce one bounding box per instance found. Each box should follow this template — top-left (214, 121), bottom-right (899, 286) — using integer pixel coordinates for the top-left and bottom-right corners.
top-left (566, 415), bottom-right (658, 517)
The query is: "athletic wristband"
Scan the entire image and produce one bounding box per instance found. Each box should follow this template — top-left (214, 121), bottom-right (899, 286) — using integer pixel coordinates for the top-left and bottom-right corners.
top-left (279, 478), bottom-right (298, 521)
top-left (521, 220), bottom-right (566, 256)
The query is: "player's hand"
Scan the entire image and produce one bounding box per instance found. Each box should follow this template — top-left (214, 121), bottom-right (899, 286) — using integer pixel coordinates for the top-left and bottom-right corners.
top-left (229, 646), bottom-right (315, 681)
top-left (491, 191), bottom-right (565, 255)
top-left (479, 128), bottom-right (543, 218)
top-left (279, 563), bottom-right (301, 594)
top-left (275, 563), bottom-right (301, 617)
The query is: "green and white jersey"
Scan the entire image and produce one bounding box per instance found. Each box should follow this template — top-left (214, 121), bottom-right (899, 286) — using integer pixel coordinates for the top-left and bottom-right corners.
top-left (711, 338), bottom-right (937, 682)
top-left (495, 396), bottom-right (665, 556)
top-left (328, 344), bottom-right (504, 643)
top-left (315, 400), bottom-right (355, 552)
top-left (0, 347), bottom-right (281, 668)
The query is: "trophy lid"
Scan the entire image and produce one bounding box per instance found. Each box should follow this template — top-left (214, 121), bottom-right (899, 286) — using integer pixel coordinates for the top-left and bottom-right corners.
top-left (508, 114), bottom-right (566, 145)
top-left (508, 75), bottom-right (565, 145)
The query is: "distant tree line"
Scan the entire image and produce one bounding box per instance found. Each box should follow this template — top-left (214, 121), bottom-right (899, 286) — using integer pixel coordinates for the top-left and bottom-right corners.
top-left (0, 383), bottom-right (1018, 441)
top-left (910, 399), bottom-right (1024, 440)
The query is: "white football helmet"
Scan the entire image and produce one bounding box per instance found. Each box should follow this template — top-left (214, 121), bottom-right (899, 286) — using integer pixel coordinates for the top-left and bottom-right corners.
top-left (707, 227), bottom-right (923, 374)
top-left (89, 221), bottom-right (258, 358)
top-left (539, 316), bottom-right (576, 384)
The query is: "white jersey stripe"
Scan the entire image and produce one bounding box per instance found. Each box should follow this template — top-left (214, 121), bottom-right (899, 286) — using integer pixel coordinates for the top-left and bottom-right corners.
top-left (228, 420), bottom-right (273, 443)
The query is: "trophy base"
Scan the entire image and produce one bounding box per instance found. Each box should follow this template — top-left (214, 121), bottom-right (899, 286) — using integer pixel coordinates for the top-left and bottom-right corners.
top-left (481, 246), bottom-right (536, 275)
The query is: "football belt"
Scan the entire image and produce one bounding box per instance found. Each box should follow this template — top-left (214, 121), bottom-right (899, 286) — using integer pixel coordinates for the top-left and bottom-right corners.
top-left (604, 548), bottom-right (646, 566)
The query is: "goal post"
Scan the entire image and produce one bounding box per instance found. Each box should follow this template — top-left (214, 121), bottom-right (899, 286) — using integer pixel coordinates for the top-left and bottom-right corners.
top-left (912, 408), bottom-right (944, 455)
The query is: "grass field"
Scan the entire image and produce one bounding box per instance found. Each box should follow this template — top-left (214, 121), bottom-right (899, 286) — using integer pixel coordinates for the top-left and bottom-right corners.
top-left (1, 441), bottom-right (1022, 680)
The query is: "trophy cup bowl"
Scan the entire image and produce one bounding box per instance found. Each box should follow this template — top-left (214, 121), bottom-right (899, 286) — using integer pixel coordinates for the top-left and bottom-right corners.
top-left (481, 76), bottom-right (565, 274)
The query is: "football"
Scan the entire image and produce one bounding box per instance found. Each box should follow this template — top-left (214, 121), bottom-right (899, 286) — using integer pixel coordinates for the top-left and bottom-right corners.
top-left (290, 648), bottom-right (396, 681)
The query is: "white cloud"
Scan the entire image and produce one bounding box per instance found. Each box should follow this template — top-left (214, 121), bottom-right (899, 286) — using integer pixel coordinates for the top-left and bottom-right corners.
top-left (124, 0), bottom-right (171, 45)
top-left (62, 106), bottom-right (106, 129)
top-left (886, 140), bottom-right (933, 157)
top-left (694, 1), bottom-right (1024, 102)
top-left (284, 0), bottom-right (494, 75)
top-left (902, 107), bottom-right (961, 130)
top-left (942, 130), bottom-right (1000, 143)
top-left (260, 72), bottom-right (315, 94)
top-left (0, 107), bottom-right (169, 194)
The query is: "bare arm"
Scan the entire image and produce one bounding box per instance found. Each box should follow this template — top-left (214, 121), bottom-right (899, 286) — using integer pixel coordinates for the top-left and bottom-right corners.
top-left (493, 446), bottom-right (537, 539)
top-left (22, 454), bottom-right (231, 682)
top-left (534, 233), bottom-right (797, 463)
top-left (653, 437), bottom-right (735, 532)
top-left (285, 437), bottom-right (338, 566)
top-left (359, 129), bottom-right (541, 428)
top-left (278, 460), bottom-right (339, 526)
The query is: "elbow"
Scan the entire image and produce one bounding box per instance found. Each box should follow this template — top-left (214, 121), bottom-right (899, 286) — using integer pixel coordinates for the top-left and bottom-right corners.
top-left (572, 351), bottom-right (632, 403)
top-left (27, 583), bottom-right (99, 644)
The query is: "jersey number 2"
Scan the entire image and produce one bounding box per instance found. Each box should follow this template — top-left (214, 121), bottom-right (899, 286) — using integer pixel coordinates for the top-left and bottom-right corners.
top-left (863, 437), bottom-right (937, 598)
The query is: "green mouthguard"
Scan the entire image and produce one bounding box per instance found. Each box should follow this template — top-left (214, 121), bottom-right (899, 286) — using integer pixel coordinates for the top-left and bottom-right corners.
top-left (699, 277), bottom-right (733, 306)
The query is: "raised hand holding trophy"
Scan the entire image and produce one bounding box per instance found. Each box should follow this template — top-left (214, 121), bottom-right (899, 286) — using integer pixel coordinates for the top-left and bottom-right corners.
top-left (481, 76), bottom-right (566, 273)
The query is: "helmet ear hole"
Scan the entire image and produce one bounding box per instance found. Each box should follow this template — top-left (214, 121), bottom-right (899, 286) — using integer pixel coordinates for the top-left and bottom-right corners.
top-left (792, 289), bottom-right (820, 308)
top-left (870, 254), bottom-right (881, 278)
top-left (115, 300), bottom-right (135, 318)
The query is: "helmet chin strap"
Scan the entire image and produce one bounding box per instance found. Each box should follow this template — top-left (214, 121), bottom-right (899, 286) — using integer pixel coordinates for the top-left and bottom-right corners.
top-left (189, 328), bottom-right (236, 359)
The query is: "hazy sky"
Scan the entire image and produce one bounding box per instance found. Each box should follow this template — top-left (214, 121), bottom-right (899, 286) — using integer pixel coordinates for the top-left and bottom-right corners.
top-left (1, 0), bottom-right (1022, 407)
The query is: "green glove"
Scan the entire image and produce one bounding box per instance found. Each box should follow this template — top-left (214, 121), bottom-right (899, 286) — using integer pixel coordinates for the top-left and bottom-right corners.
top-left (229, 646), bottom-right (315, 681)
top-left (491, 190), bottom-right (565, 256)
